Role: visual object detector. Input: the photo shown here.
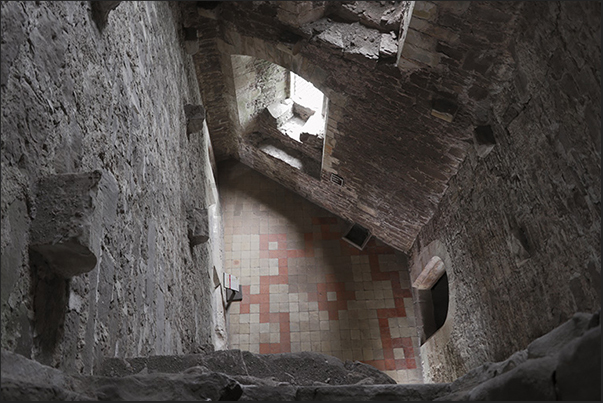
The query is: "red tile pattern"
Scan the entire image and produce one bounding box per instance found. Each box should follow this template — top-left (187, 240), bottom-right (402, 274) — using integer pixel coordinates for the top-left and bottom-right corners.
top-left (235, 218), bottom-right (417, 371)
top-left (219, 161), bottom-right (423, 383)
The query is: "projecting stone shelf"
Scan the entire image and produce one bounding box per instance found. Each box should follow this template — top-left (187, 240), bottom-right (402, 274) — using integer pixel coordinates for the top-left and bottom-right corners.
top-left (258, 140), bottom-right (321, 179)
top-left (29, 170), bottom-right (119, 278)
top-left (187, 207), bottom-right (210, 247)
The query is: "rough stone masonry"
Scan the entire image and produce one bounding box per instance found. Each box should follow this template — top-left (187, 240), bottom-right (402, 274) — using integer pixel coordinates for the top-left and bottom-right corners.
top-left (0, 0), bottom-right (600, 395)
top-left (1, 1), bottom-right (225, 374)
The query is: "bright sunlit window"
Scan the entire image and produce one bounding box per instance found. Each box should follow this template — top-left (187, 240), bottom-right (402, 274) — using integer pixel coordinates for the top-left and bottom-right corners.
top-left (290, 72), bottom-right (325, 114)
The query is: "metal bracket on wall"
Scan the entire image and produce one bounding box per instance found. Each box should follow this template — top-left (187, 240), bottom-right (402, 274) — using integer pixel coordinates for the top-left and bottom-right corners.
top-left (224, 272), bottom-right (243, 310)
top-left (225, 286), bottom-right (243, 311)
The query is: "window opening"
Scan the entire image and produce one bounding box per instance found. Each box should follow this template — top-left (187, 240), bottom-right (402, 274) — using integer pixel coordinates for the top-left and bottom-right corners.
top-left (415, 255), bottom-right (450, 345)
top-left (290, 72), bottom-right (325, 115)
top-left (231, 55), bottom-right (327, 179)
top-left (342, 223), bottom-right (372, 250)
top-left (277, 72), bottom-right (327, 143)
top-left (431, 272), bottom-right (449, 331)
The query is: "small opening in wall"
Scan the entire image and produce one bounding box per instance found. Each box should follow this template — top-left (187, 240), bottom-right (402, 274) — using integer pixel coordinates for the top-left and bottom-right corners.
top-left (431, 272), bottom-right (449, 331)
top-left (416, 255), bottom-right (450, 345)
top-left (342, 223), bottom-right (371, 250)
top-left (474, 125), bottom-right (496, 158)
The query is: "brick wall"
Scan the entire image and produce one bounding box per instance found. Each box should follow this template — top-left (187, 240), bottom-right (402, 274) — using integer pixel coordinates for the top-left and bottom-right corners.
top-left (411, 1), bottom-right (601, 382)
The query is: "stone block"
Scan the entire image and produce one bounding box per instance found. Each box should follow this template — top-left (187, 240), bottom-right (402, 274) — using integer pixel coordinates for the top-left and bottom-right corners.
top-left (412, 1), bottom-right (437, 21)
top-left (188, 208), bottom-right (209, 246)
top-left (466, 356), bottom-right (557, 400)
top-left (379, 32), bottom-right (398, 59)
top-left (317, 26), bottom-right (346, 50)
top-left (184, 104), bottom-right (206, 134)
top-left (401, 42), bottom-right (440, 67)
top-left (527, 312), bottom-right (593, 359)
top-left (29, 170), bottom-right (118, 279)
top-left (555, 325), bottom-right (601, 401)
top-left (406, 28), bottom-right (437, 51)
top-left (435, 42), bottom-right (464, 61)
top-left (431, 98), bottom-right (458, 122)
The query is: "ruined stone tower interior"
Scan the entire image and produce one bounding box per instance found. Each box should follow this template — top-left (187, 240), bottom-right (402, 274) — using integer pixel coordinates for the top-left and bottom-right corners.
top-left (1, 1), bottom-right (601, 401)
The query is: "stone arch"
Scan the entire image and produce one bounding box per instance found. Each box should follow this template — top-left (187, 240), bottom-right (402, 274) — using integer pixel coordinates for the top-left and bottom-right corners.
top-left (409, 240), bottom-right (457, 376)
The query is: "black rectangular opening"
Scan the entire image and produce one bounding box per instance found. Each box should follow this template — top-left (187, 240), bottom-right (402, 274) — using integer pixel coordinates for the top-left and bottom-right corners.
top-left (342, 223), bottom-right (371, 250)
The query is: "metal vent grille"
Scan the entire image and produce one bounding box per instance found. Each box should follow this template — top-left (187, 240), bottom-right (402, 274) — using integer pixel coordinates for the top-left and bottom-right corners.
top-left (330, 173), bottom-right (344, 186)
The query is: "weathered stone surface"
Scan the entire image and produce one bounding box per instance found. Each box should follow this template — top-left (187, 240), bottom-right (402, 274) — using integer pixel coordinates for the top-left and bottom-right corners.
top-left (1, 1), bottom-right (222, 374)
top-left (3, 318), bottom-right (600, 400)
top-left (1, 349), bottom-right (92, 397)
top-left (379, 32), bottom-right (398, 59)
top-left (231, 54), bottom-right (289, 133)
top-left (187, 207), bottom-right (209, 246)
top-left (90, 1), bottom-right (121, 30)
top-left (465, 356), bottom-right (557, 401)
top-left (295, 384), bottom-right (451, 401)
top-left (184, 104), bottom-right (206, 134)
top-left (99, 350), bottom-right (397, 386)
top-left (241, 384), bottom-right (299, 401)
top-left (527, 311), bottom-right (593, 359)
top-left (411, 1), bottom-right (600, 382)
top-left (29, 171), bottom-right (118, 278)
top-left (555, 325), bottom-right (601, 401)
top-left (329, 1), bottom-right (410, 32)
top-left (93, 367), bottom-right (243, 401)
top-left (0, 1), bottom-right (28, 87)
top-left (437, 314), bottom-right (601, 400)
top-left (1, 349), bottom-right (447, 401)
top-left (1, 350), bottom-right (242, 401)
top-left (448, 349), bottom-right (528, 394)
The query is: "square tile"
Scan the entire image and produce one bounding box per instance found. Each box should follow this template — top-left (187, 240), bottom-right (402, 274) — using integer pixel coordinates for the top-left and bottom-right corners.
top-left (394, 348), bottom-right (405, 359)
top-left (222, 162), bottom-right (422, 383)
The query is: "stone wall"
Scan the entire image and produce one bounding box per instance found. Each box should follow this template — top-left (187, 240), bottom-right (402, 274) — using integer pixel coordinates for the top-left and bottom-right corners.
top-left (2, 311), bottom-right (600, 400)
top-left (231, 55), bottom-right (289, 133)
top-left (1, 1), bottom-right (224, 374)
top-left (190, 11), bottom-right (239, 161)
top-left (181, 1), bottom-right (523, 253)
top-left (410, 1), bottom-right (601, 382)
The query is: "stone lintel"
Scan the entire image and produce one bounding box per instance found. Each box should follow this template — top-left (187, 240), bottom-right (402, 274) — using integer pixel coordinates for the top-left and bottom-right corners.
top-left (413, 255), bottom-right (445, 290)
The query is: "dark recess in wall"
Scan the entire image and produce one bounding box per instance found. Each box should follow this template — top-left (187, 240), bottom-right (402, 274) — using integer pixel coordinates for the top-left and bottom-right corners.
top-left (343, 223), bottom-right (371, 250)
top-left (29, 249), bottom-right (69, 364)
top-left (474, 125), bottom-right (496, 146)
top-left (431, 272), bottom-right (449, 331)
top-left (197, 1), bottom-right (220, 11)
